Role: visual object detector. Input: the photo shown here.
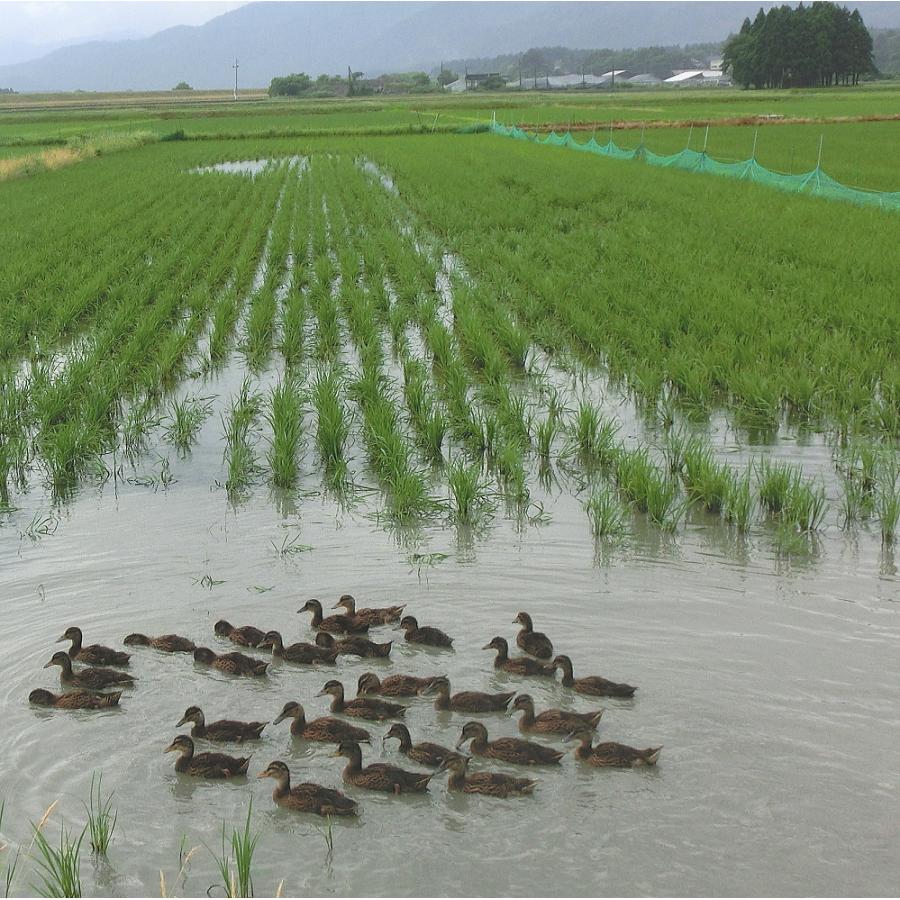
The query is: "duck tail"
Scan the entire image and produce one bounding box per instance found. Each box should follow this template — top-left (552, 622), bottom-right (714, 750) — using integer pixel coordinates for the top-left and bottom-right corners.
top-left (642, 747), bottom-right (662, 766)
top-left (238, 757), bottom-right (252, 775)
top-left (589, 710), bottom-right (604, 726)
top-left (105, 691), bottom-right (123, 707)
top-left (251, 723), bottom-right (267, 738)
top-left (522, 780), bottom-right (537, 794)
top-left (377, 642), bottom-right (392, 657)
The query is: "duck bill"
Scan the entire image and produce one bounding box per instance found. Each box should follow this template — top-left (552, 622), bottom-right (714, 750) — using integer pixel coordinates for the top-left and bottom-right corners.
top-left (272, 713), bottom-right (286, 724)
top-left (42, 660), bottom-right (55, 669)
top-left (163, 742), bottom-right (178, 754)
top-left (480, 643), bottom-right (493, 650)
top-left (175, 716), bottom-right (188, 727)
top-left (55, 635), bottom-right (68, 643)
top-left (256, 770), bottom-right (271, 779)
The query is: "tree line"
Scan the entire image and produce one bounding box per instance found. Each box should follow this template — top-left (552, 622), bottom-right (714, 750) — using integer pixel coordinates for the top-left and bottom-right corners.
top-left (723, 3), bottom-right (874, 88)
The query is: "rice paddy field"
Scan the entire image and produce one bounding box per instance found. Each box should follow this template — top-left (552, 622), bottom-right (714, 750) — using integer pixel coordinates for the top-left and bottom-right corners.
top-left (0, 87), bottom-right (898, 897)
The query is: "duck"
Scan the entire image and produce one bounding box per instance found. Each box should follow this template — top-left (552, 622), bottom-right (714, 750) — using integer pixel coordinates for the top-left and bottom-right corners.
top-left (552, 654), bottom-right (636, 698)
top-left (213, 620), bottom-right (267, 647)
top-left (29, 688), bottom-right (122, 710)
top-left (567, 727), bottom-right (661, 767)
top-left (399, 615), bottom-right (453, 648)
top-left (422, 675), bottom-right (515, 713)
top-left (483, 637), bottom-right (555, 677)
top-left (511, 694), bottom-right (604, 735)
top-left (44, 652), bottom-right (135, 690)
top-left (257, 761), bottom-right (358, 817)
top-left (123, 633), bottom-right (196, 653)
top-left (317, 680), bottom-right (407, 721)
top-left (58, 627), bottom-right (130, 667)
top-left (273, 701), bottom-right (371, 744)
top-left (456, 721), bottom-right (563, 766)
top-left (333, 594), bottom-right (406, 625)
top-left (357, 672), bottom-right (441, 698)
top-left (513, 612), bottom-right (553, 659)
top-left (258, 631), bottom-right (338, 665)
top-left (383, 723), bottom-right (458, 768)
top-left (439, 754), bottom-right (536, 797)
top-left (297, 599), bottom-right (369, 634)
top-left (176, 706), bottom-right (266, 743)
top-left (333, 741), bottom-right (433, 794)
top-left (164, 735), bottom-right (250, 778)
top-left (193, 647), bottom-right (268, 677)
top-left (315, 632), bottom-right (391, 659)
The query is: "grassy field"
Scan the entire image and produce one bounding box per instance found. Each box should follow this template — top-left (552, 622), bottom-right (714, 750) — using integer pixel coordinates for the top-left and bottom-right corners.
top-left (0, 87), bottom-right (897, 545)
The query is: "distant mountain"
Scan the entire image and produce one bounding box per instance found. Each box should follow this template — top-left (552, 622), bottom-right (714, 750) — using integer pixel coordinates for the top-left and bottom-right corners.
top-left (1, 1), bottom-right (899, 92)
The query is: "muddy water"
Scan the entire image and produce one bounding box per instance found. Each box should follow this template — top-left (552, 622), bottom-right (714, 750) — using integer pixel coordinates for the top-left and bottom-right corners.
top-left (1, 442), bottom-right (898, 897)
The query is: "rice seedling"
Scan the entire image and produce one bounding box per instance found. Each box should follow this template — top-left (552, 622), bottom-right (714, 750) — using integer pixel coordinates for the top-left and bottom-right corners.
top-left (223, 379), bottom-right (263, 497)
top-left (585, 491), bottom-right (627, 537)
top-left (782, 477), bottom-right (827, 534)
top-left (876, 465), bottom-right (900, 545)
top-left (723, 470), bottom-right (754, 533)
top-left (615, 448), bottom-right (684, 531)
top-left (83, 773), bottom-right (116, 856)
top-left (162, 396), bottom-right (212, 451)
top-left (265, 380), bottom-right (303, 489)
top-left (447, 459), bottom-right (490, 524)
top-left (495, 438), bottom-right (530, 504)
top-left (681, 440), bottom-right (732, 514)
top-left (571, 402), bottom-right (619, 467)
top-left (535, 415), bottom-right (561, 465)
top-left (757, 458), bottom-right (800, 515)
top-left (310, 369), bottom-right (349, 479)
top-left (208, 802), bottom-right (260, 899)
top-left (30, 820), bottom-right (85, 898)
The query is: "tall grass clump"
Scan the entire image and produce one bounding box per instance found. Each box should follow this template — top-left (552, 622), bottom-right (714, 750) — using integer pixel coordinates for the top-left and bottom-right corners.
top-left (208, 802), bottom-right (260, 899)
top-left (83, 774), bottom-right (116, 856)
top-left (757, 458), bottom-right (800, 515)
top-left (876, 462), bottom-right (900, 544)
top-left (311, 369), bottom-right (349, 480)
top-left (585, 491), bottom-right (626, 537)
top-left (681, 439), bottom-right (732, 514)
top-left (447, 460), bottom-right (490, 524)
top-left (223, 379), bottom-right (263, 497)
top-left (162, 396), bottom-right (211, 451)
top-left (535, 415), bottom-right (561, 465)
top-left (723, 470), bottom-right (754, 533)
top-left (572, 402), bottom-right (618, 466)
top-left (266, 380), bottom-right (303, 489)
top-left (757, 458), bottom-right (826, 533)
top-left (31, 821), bottom-right (84, 898)
top-left (615, 448), bottom-right (684, 531)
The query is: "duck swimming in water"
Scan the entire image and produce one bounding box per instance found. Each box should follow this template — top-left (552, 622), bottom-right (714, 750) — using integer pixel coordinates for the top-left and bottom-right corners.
top-left (258, 631), bottom-right (338, 665)
top-left (44, 652), bottom-right (135, 690)
top-left (123, 633), bottom-right (196, 653)
top-left (193, 647), bottom-right (268, 677)
top-left (439, 754), bottom-right (536, 798)
top-left (298, 599), bottom-right (369, 634)
top-left (483, 637), bottom-right (555, 677)
top-left (257, 761), bottom-right (358, 817)
top-left (456, 721), bottom-right (563, 766)
top-left (513, 612), bottom-right (553, 660)
top-left (315, 632), bottom-right (391, 659)
top-left (399, 616), bottom-right (453, 648)
top-left (164, 735), bottom-right (251, 778)
top-left (511, 694), bottom-right (604, 735)
top-left (58, 627), bottom-right (130, 667)
top-left (332, 594), bottom-right (405, 625)
top-left (317, 680), bottom-right (407, 721)
top-left (273, 701), bottom-right (371, 744)
top-left (567, 727), bottom-right (661, 767)
top-left (29, 688), bottom-right (122, 710)
top-left (176, 706), bottom-right (266, 743)
top-left (552, 654), bottom-right (636, 698)
top-left (357, 671), bottom-right (440, 698)
top-left (421, 676), bottom-right (515, 713)
top-left (214, 620), bottom-right (267, 647)
top-left (333, 741), bottom-right (433, 794)
top-left (383, 723), bottom-right (458, 768)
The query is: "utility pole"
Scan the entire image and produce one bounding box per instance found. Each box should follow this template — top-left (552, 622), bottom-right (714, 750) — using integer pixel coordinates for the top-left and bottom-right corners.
top-left (232, 58), bottom-right (239, 100)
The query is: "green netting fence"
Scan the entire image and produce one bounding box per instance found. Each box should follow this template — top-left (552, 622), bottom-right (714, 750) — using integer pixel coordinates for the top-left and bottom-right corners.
top-left (487, 121), bottom-right (900, 213)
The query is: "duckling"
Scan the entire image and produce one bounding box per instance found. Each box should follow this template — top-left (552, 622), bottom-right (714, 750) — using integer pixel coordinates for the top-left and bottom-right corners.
top-left (258, 631), bottom-right (338, 665)
top-left (567, 727), bottom-right (661, 767)
top-left (552, 654), bottom-right (636, 698)
top-left (315, 632), bottom-right (391, 659)
top-left (193, 647), bottom-right (268, 677)
top-left (258, 761), bottom-right (358, 817)
top-left (333, 741), bottom-right (432, 794)
top-left (214, 620), bottom-right (266, 647)
top-left (297, 599), bottom-right (369, 635)
top-left (176, 706), bottom-right (266, 743)
top-left (439, 754), bottom-right (536, 797)
top-left (483, 637), bottom-right (555, 677)
top-left (511, 694), bottom-right (604, 735)
top-left (273, 701), bottom-right (371, 744)
top-left (123, 633), bottom-right (196, 653)
top-left (456, 721), bottom-right (563, 766)
top-left (383, 723), bottom-right (457, 768)
top-left (422, 675), bottom-right (515, 713)
top-left (333, 594), bottom-right (406, 625)
top-left (44, 652), bottom-right (135, 690)
top-left (164, 735), bottom-right (250, 778)
top-left (29, 688), bottom-right (122, 710)
top-left (58, 627), bottom-right (130, 667)
top-left (513, 612), bottom-right (553, 659)
top-left (317, 680), bottom-right (406, 721)
top-left (357, 671), bottom-right (440, 698)
top-left (399, 615), bottom-right (453, 648)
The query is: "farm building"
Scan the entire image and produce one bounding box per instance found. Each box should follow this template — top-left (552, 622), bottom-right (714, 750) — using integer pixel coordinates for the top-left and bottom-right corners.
top-left (627, 73), bottom-right (663, 85)
top-left (664, 69), bottom-right (732, 87)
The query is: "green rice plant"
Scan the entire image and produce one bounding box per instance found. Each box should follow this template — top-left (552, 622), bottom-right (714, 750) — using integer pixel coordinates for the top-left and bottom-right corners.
top-left (839, 472), bottom-right (869, 528)
top-left (265, 380), bottom-right (303, 489)
top-left (876, 466), bottom-right (900, 544)
top-left (447, 459), bottom-right (490, 524)
top-left (757, 458), bottom-right (800, 515)
top-left (782, 478), bottom-right (827, 534)
top-left (723, 470), bottom-right (754, 533)
top-left (162, 396), bottom-right (212, 451)
top-left (535, 416), bottom-right (561, 464)
top-left (223, 379), bottom-right (263, 497)
top-left (1, 800), bottom-right (21, 898)
top-left (83, 773), bottom-right (116, 856)
top-left (243, 286), bottom-right (278, 371)
top-left (30, 821), bottom-right (84, 898)
top-left (208, 801), bottom-right (260, 899)
top-left (122, 397), bottom-right (159, 458)
top-left (585, 491), bottom-right (626, 537)
top-left (662, 429), bottom-right (691, 476)
top-left (419, 407), bottom-right (447, 462)
top-left (572, 402), bottom-right (619, 466)
top-left (681, 440), bottom-right (732, 514)
top-left (615, 448), bottom-right (684, 531)
top-left (495, 439), bottom-right (529, 504)
top-left (311, 369), bottom-right (349, 477)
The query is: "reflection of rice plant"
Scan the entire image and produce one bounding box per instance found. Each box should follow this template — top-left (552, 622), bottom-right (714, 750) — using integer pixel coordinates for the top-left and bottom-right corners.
top-left (585, 492), bottom-right (626, 537)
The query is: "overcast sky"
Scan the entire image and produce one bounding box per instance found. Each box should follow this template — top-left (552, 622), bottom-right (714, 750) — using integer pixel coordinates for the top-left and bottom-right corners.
top-left (1, 2), bottom-right (248, 47)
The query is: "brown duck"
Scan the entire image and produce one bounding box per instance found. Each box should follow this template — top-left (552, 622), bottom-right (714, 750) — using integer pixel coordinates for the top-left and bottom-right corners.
top-left (214, 620), bottom-right (266, 647)
top-left (357, 672), bottom-right (440, 698)
top-left (315, 632), bottom-right (391, 659)
top-left (333, 741), bottom-right (433, 794)
top-left (568, 727), bottom-right (661, 767)
top-left (124, 633), bottom-right (196, 653)
top-left (422, 676), bottom-right (515, 713)
top-left (164, 734), bottom-right (250, 778)
top-left (513, 612), bottom-right (553, 659)
top-left (29, 688), bottom-right (121, 709)
top-left (456, 721), bottom-right (563, 766)
top-left (193, 647), bottom-right (268, 677)
top-left (259, 631), bottom-right (338, 665)
top-left (552, 655), bottom-right (636, 698)
top-left (258, 761), bottom-right (358, 816)
top-left (333, 594), bottom-right (406, 625)
top-left (383, 723), bottom-right (458, 768)
top-left (511, 694), bottom-right (604, 735)
top-left (317, 680), bottom-right (406, 721)
top-left (58, 627), bottom-right (130, 667)
top-left (399, 616), bottom-right (453, 648)
top-left (273, 701), bottom-right (371, 743)
top-left (298, 599), bottom-right (369, 634)
top-left (483, 637), bottom-right (555, 677)
top-left (44, 652), bottom-right (135, 690)
top-left (176, 705), bottom-right (266, 742)
top-left (440, 754), bottom-right (536, 797)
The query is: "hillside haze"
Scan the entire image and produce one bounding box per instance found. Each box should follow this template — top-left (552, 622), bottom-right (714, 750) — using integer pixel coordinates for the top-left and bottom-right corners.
top-left (2, 0), bottom-right (900, 92)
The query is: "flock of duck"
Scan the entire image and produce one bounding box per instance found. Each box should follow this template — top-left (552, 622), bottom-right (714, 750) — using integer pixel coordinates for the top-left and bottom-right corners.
top-left (30, 596), bottom-right (661, 817)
